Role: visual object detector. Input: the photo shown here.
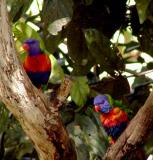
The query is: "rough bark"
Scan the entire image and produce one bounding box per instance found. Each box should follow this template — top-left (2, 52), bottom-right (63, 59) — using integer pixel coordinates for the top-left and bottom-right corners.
top-left (103, 90), bottom-right (153, 160)
top-left (0, 0), bottom-right (76, 160)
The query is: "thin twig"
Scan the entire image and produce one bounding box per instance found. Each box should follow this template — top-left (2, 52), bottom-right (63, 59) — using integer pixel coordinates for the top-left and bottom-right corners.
top-left (125, 69), bottom-right (153, 78)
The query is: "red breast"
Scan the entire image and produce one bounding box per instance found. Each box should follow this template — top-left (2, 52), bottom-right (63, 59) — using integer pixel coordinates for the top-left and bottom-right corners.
top-left (23, 54), bottom-right (51, 72)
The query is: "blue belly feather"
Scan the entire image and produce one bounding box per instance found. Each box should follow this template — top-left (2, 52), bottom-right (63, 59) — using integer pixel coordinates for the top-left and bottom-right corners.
top-left (104, 122), bottom-right (128, 140)
top-left (27, 71), bottom-right (51, 88)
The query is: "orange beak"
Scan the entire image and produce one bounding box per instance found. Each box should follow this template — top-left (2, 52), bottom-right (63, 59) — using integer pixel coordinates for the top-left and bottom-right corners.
top-left (22, 43), bottom-right (30, 51)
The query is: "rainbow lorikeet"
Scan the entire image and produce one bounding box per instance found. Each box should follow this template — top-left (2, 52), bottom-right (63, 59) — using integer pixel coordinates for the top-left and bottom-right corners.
top-left (23, 38), bottom-right (51, 89)
top-left (93, 94), bottom-right (129, 144)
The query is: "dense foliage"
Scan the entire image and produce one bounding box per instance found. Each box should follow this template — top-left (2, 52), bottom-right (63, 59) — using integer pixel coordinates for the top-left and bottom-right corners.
top-left (0, 0), bottom-right (153, 159)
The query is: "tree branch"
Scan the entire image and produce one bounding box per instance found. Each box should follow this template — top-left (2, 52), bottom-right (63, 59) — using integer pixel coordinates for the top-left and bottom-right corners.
top-left (103, 90), bottom-right (153, 160)
top-left (0, 0), bottom-right (76, 160)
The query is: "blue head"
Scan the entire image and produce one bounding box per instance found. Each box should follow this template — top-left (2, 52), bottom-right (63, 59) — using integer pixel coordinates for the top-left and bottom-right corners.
top-left (93, 95), bottom-right (112, 113)
top-left (23, 38), bottom-right (41, 56)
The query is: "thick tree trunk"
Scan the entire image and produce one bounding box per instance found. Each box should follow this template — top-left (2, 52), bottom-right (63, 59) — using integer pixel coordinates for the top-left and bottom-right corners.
top-left (0, 0), bottom-right (76, 160)
top-left (103, 90), bottom-right (153, 160)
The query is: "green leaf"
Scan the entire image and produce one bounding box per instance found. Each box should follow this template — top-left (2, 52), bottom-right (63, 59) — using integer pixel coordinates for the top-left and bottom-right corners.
top-left (67, 114), bottom-right (107, 159)
top-left (84, 0), bottom-right (94, 5)
top-left (13, 21), bottom-right (44, 48)
top-left (41, 0), bottom-right (73, 27)
top-left (67, 24), bottom-right (94, 75)
top-left (16, 141), bottom-right (33, 160)
top-left (48, 54), bottom-right (65, 84)
top-left (147, 62), bottom-right (153, 69)
top-left (67, 122), bottom-right (90, 160)
top-left (84, 28), bottom-right (124, 75)
top-left (75, 114), bottom-right (97, 136)
top-left (48, 17), bottom-right (71, 35)
top-left (70, 77), bottom-right (90, 109)
top-left (135, 0), bottom-right (151, 24)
